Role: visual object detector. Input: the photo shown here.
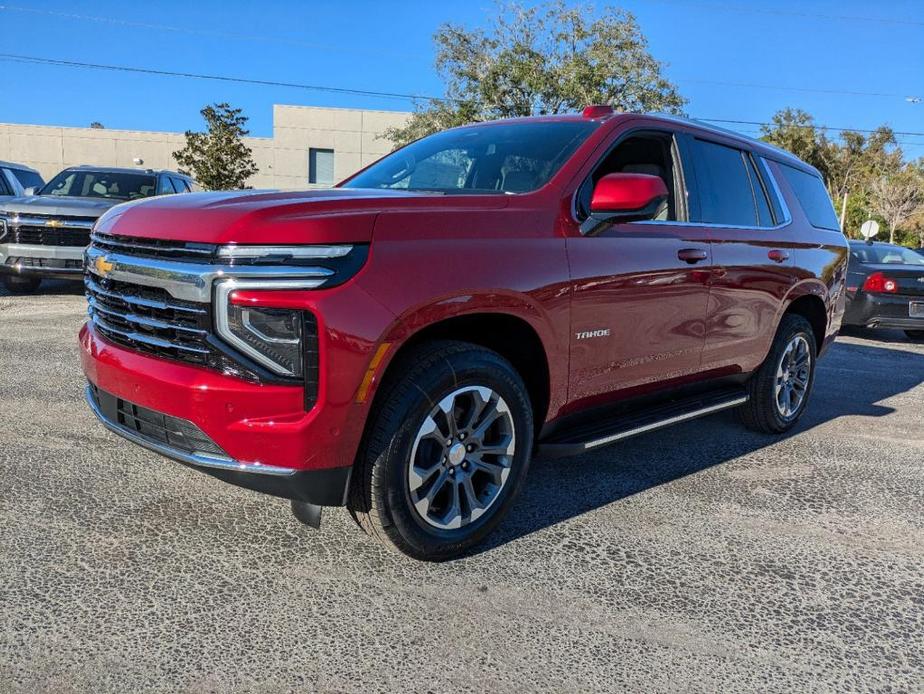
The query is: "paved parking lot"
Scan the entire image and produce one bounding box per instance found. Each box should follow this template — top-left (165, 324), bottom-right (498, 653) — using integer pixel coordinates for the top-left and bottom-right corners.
top-left (1, 282), bottom-right (922, 693)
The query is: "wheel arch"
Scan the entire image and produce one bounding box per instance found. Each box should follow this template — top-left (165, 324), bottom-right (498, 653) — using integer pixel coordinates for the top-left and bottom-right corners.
top-left (782, 285), bottom-right (828, 353)
top-left (367, 310), bottom-right (556, 437)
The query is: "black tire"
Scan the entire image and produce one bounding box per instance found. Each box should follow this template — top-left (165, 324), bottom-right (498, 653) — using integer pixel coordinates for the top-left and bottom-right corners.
top-left (904, 330), bottom-right (924, 341)
top-left (348, 340), bottom-right (533, 561)
top-left (1, 275), bottom-right (41, 294)
top-left (739, 314), bottom-right (817, 434)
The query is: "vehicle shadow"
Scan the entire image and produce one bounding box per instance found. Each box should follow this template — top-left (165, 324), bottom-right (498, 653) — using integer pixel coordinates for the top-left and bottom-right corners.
top-left (472, 338), bottom-right (924, 556)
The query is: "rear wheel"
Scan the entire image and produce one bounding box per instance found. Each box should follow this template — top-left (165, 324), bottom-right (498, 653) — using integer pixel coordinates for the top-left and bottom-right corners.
top-left (348, 340), bottom-right (533, 561)
top-left (904, 330), bottom-right (924, 341)
top-left (739, 314), bottom-right (817, 434)
top-left (1, 275), bottom-right (41, 294)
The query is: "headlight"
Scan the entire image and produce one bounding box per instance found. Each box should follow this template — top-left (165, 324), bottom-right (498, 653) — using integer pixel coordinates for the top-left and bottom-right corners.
top-left (0, 214), bottom-right (7, 242)
top-left (226, 305), bottom-right (304, 377)
top-left (215, 279), bottom-right (324, 377)
top-left (217, 244), bottom-right (353, 263)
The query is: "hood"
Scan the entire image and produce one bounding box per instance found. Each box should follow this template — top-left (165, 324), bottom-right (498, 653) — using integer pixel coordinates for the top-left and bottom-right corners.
top-left (94, 188), bottom-right (509, 245)
top-left (0, 195), bottom-right (118, 218)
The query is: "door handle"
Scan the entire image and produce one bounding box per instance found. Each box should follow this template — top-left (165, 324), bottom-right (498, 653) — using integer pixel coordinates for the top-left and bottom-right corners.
top-left (677, 248), bottom-right (708, 264)
top-left (768, 249), bottom-right (790, 263)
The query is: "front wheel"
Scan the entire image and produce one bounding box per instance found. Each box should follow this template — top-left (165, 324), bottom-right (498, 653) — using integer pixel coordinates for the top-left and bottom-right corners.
top-left (739, 314), bottom-right (817, 434)
top-left (904, 330), bottom-right (924, 341)
top-left (348, 341), bottom-right (533, 561)
top-left (1, 275), bottom-right (41, 294)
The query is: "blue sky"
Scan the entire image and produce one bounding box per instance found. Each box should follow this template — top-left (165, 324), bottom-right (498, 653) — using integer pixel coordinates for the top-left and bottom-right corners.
top-left (2, 0), bottom-right (922, 157)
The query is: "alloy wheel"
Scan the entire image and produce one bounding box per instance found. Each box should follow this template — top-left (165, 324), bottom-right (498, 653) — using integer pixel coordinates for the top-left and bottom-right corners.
top-left (407, 386), bottom-right (516, 530)
top-left (775, 335), bottom-right (811, 418)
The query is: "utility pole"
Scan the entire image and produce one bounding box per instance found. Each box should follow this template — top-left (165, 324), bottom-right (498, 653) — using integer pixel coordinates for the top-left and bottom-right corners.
top-left (839, 191), bottom-right (849, 233)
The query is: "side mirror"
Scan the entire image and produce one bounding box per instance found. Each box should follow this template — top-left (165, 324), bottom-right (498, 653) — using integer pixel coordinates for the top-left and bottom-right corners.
top-left (23, 187), bottom-right (36, 196)
top-left (580, 173), bottom-right (669, 235)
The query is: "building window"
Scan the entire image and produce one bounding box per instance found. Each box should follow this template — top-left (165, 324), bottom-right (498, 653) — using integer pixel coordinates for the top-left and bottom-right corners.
top-left (308, 148), bottom-right (335, 185)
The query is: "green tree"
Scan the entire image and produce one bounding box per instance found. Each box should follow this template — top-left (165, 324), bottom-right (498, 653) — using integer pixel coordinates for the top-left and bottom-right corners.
top-left (760, 108), bottom-right (829, 174)
top-left (761, 108), bottom-right (904, 235)
top-left (385, 1), bottom-right (686, 147)
top-left (173, 103), bottom-right (258, 190)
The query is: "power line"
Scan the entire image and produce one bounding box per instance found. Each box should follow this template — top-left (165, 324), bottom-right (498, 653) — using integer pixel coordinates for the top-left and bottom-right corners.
top-left (0, 4), bottom-right (428, 62)
top-left (0, 53), bottom-right (436, 103)
top-left (680, 78), bottom-right (919, 101)
top-left (2, 52), bottom-right (923, 143)
top-left (1, 5), bottom-right (919, 103)
top-left (631, 0), bottom-right (924, 27)
top-left (698, 118), bottom-right (924, 139)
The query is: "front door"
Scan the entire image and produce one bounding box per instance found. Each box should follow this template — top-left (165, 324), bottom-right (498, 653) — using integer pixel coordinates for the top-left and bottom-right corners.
top-left (565, 129), bottom-right (712, 408)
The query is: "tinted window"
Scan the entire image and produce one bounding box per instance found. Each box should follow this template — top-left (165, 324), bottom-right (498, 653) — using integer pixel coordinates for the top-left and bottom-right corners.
top-left (156, 176), bottom-right (175, 195)
top-left (10, 168), bottom-right (44, 191)
top-left (744, 155), bottom-right (774, 226)
top-left (171, 177), bottom-right (191, 193)
top-left (691, 139), bottom-right (758, 226)
top-left (849, 244), bottom-right (924, 266)
top-left (779, 164), bottom-right (840, 231)
top-left (343, 121), bottom-right (598, 194)
top-left (40, 170), bottom-right (157, 201)
top-left (0, 171), bottom-right (11, 196)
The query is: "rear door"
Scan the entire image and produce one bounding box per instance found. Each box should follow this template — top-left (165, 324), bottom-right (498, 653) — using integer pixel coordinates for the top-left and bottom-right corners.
top-left (565, 127), bottom-right (713, 406)
top-left (687, 137), bottom-right (799, 374)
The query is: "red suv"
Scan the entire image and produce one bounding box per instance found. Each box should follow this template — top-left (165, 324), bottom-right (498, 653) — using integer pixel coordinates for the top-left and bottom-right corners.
top-left (80, 107), bottom-right (848, 560)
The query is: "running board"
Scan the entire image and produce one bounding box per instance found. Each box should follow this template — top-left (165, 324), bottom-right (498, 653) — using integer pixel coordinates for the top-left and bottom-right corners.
top-left (537, 388), bottom-right (748, 458)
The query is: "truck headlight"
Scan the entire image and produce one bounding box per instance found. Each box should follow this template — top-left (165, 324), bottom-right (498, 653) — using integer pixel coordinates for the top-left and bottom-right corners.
top-left (226, 305), bottom-right (304, 377)
top-left (0, 214), bottom-right (7, 242)
top-left (215, 279), bottom-right (324, 378)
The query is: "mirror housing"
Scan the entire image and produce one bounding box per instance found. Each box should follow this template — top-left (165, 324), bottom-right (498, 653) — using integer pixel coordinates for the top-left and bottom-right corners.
top-left (580, 173), bottom-right (669, 235)
top-left (23, 187), bottom-right (36, 196)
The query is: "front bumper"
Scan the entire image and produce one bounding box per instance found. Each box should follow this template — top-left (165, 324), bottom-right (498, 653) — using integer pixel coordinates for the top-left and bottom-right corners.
top-left (843, 293), bottom-right (924, 330)
top-left (85, 384), bottom-right (350, 504)
top-left (80, 323), bottom-right (360, 505)
top-left (0, 242), bottom-right (85, 279)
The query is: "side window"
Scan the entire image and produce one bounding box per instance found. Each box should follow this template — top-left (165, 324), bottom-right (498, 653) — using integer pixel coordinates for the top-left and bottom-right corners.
top-left (743, 154), bottom-right (774, 227)
top-left (575, 131), bottom-right (681, 222)
top-left (11, 169), bottom-right (44, 192)
top-left (156, 176), bottom-right (175, 195)
top-left (778, 164), bottom-right (840, 231)
top-left (171, 177), bottom-right (190, 193)
top-left (690, 139), bottom-right (758, 226)
top-left (0, 171), bottom-right (11, 196)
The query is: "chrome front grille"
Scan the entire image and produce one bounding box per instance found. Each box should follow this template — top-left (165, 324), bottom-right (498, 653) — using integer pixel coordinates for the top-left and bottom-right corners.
top-left (85, 274), bottom-right (213, 366)
top-left (90, 232), bottom-right (217, 261)
top-left (10, 214), bottom-right (96, 247)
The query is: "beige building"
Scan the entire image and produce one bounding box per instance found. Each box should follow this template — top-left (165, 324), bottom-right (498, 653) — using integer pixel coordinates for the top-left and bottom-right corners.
top-left (0, 104), bottom-right (410, 189)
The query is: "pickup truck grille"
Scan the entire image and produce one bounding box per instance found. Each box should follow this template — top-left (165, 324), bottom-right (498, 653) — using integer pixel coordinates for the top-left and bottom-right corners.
top-left (11, 214), bottom-right (96, 248)
top-left (90, 232), bottom-right (217, 261)
top-left (85, 275), bottom-right (213, 366)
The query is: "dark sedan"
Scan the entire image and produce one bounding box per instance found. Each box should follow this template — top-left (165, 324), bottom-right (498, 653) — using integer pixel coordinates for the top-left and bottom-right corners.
top-left (844, 240), bottom-right (924, 340)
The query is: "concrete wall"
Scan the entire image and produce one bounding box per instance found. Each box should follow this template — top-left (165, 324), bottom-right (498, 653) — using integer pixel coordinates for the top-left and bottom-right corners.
top-left (0, 105), bottom-right (408, 190)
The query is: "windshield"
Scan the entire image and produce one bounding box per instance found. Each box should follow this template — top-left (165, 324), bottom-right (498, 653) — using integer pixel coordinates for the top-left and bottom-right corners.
top-left (40, 170), bottom-right (157, 201)
top-left (851, 244), bottom-right (924, 266)
top-left (11, 169), bottom-right (44, 191)
top-left (342, 121), bottom-right (598, 194)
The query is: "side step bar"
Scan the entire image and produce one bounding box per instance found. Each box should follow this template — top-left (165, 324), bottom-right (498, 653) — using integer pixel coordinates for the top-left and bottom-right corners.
top-left (537, 388), bottom-right (748, 458)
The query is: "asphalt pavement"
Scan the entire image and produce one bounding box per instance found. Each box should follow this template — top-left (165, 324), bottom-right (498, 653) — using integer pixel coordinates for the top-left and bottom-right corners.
top-left (1, 281), bottom-right (922, 693)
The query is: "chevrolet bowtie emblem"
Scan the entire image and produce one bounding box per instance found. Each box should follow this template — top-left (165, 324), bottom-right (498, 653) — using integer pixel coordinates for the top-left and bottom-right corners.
top-left (44, 219), bottom-right (64, 228)
top-left (94, 256), bottom-right (114, 277)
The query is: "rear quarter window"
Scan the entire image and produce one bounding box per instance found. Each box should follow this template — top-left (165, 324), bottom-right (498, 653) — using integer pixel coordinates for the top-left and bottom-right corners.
top-left (779, 164), bottom-right (840, 231)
